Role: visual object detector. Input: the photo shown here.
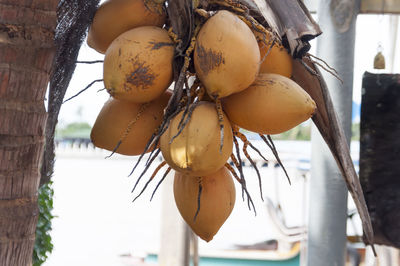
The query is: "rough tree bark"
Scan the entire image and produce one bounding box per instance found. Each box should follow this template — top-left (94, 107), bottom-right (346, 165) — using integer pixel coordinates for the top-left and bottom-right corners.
top-left (0, 0), bottom-right (58, 264)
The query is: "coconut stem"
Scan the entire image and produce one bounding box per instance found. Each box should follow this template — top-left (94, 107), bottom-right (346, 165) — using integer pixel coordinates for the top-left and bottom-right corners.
top-left (169, 101), bottom-right (199, 144)
top-left (299, 59), bottom-right (321, 78)
top-left (307, 53), bottom-right (339, 76)
top-left (242, 141), bottom-right (264, 201)
top-left (210, 0), bottom-right (247, 13)
top-left (166, 24), bottom-right (201, 144)
top-left (214, 97), bottom-right (224, 153)
top-left (196, 85), bottom-right (205, 101)
top-left (131, 148), bottom-right (161, 192)
top-left (194, 177), bottom-right (203, 222)
top-left (225, 163), bottom-right (241, 183)
top-left (229, 154), bottom-right (246, 203)
top-left (167, 27), bottom-right (180, 44)
top-left (150, 167), bottom-right (171, 201)
top-left (308, 55), bottom-right (343, 84)
top-left (63, 79), bottom-right (103, 103)
top-left (232, 136), bottom-right (256, 214)
top-left (231, 142), bottom-right (245, 200)
top-left (143, 0), bottom-right (166, 15)
top-left (233, 130), bottom-right (265, 201)
top-left (194, 8), bottom-right (211, 19)
top-left (133, 160), bottom-right (168, 202)
top-left (106, 102), bottom-right (149, 158)
top-left (75, 60), bottom-right (103, 64)
top-left (260, 39), bottom-right (276, 66)
top-left (150, 161), bottom-right (167, 181)
top-left (259, 134), bottom-right (291, 185)
top-left (177, 80), bottom-right (199, 130)
top-left (235, 130), bottom-right (269, 162)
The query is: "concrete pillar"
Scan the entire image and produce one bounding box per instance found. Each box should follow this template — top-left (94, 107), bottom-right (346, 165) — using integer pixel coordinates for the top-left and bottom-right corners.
top-left (306, 0), bottom-right (359, 265)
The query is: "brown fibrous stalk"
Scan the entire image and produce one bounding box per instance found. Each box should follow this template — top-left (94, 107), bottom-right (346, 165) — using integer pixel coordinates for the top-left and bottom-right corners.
top-left (232, 136), bottom-right (256, 214)
top-left (234, 130), bottom-right (269, 162)
top-left (63, 79), bottom-right (103, 103)
top-left (150, 166), bottom-right (172, 201)
top-left (225, 162), bottom-right (241, 183)
top-left (131, 148), bottom-right (161, 191)
top-left (194, 177), bottom-right (203, 222)
top-left (259, 134), bottom-right (291, 185)
top-left (233, 129), bottom-right (264, 200)
top-left (214, 96), bottom-right (225, 153)
top-left (132, 160), bottom-right (166, 202)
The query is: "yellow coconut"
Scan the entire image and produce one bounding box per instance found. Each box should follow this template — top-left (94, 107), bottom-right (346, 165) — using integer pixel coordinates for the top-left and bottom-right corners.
top-left (90, 90), bottom-right (171, 155)
top-left (160, 102), bottom-right (233, 176)
top-left (253, 31), bottom-right (293, 78)
top-left (103, 26), bottom-right (174, 103)
top-left (194, 10), bottom-right (260, 99)
top-left (174, 167), bottom-right (236, 242)
top-left (222, 73), bottom-right (316, 134)
top-left (87, 0), bottom-right (166, 54)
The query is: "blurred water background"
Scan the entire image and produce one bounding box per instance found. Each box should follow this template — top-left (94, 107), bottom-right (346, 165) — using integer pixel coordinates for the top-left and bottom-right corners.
top-left (43, 140), bottom-right (362, 266)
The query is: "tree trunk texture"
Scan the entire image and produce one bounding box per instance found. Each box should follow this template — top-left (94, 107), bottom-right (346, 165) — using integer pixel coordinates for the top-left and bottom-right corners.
top-left (0, 0), bottom-right (58, 265)
top-left (360, 72), bottom-right (400, 248)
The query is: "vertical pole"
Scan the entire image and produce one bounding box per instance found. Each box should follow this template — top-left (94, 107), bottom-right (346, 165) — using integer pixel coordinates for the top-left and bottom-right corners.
top-left (388, 15), bottom-right (399, 72)
top-left (191, 231), bottom-right (199, 266)
top-left (159, 171), bottom-right (190, 266)
top-left (306, 0), bottom-right (359, 265)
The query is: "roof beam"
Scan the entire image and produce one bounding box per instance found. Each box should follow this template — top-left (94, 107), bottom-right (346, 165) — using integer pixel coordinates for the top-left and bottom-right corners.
top-left (361, 0), bottom-right (400, 14)
top-left (302, 0), bottom-right (400, 14)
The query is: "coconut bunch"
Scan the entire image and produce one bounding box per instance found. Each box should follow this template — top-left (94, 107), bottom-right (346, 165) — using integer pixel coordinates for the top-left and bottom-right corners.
top-left (87, 0), bottom-right (316, 242)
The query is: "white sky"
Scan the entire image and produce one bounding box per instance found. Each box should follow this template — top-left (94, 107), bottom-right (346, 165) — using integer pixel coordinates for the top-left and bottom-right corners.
top-left (56, 14), bottom-right (400, 127)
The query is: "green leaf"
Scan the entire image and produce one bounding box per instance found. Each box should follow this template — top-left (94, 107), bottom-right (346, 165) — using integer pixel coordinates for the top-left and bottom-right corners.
top-left (33, 181), bottom-right (55, 265)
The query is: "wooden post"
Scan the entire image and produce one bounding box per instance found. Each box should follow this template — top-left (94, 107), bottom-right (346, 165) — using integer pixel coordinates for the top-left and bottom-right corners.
top-left (359, 72), bottom-right (400, 249)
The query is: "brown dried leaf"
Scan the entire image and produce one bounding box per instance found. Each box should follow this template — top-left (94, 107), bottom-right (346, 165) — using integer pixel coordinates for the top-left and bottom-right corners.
top-left (292, 57), bottom-right (375, 253)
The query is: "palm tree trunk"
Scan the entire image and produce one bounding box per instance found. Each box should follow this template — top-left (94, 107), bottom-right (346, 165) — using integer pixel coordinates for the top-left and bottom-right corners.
top-left (0, 0), bottom-right (58, 264)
